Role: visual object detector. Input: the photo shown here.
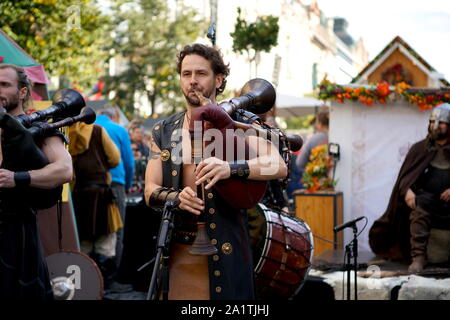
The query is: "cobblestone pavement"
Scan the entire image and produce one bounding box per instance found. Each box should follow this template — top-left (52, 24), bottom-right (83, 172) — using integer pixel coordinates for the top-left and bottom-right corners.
top-left (103, 290), bottom-right (147, 300)
top-left (102, 282), bottom-right (148, 300)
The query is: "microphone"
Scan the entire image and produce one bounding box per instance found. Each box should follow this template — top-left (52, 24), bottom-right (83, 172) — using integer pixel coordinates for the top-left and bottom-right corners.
top-left (334, 216), bottom-right (365, 233)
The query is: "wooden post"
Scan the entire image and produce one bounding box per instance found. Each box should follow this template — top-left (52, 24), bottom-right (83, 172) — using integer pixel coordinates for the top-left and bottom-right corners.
top-left (294, 190), bottom-right (343, 256)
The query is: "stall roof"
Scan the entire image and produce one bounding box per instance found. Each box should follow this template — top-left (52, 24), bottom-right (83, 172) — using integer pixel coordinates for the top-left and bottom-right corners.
top-left (351, 36), bottom-right (449, 87)
top-left (275, 93), bottom-right (328, 117)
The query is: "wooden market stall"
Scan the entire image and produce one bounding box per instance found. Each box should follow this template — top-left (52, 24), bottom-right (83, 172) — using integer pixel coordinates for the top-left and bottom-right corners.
top-left (311, 36), bottom-right (450, 254)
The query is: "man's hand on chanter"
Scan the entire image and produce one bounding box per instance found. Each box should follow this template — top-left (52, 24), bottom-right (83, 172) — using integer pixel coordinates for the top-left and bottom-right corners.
top-left (195, 157), bottom-right (231, 190)
top-left (178, 186), bottom-right (204, 215)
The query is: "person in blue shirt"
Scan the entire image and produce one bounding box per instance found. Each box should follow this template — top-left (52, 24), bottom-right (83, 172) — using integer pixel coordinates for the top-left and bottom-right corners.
top-left (130, 125), bottom-right (150, 158)
top-left (95, 106), bottom-right (135, 279)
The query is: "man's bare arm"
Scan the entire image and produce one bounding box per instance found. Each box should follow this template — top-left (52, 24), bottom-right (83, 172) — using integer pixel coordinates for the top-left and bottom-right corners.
top-left (144, 141), bottom-right (164, 206)
top-left (144, 140), bottom-right (203, 215)
top-left (245, 135), bottom-right (287, 180)
top-left (0, 136), bottom-right (72, 189)
top-left (29, 136), bottom-right (73, 188)
top-left (195, 135), bottom-right (287, 189)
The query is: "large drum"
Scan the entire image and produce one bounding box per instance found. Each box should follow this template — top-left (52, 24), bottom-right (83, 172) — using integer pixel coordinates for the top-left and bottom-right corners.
top-left (46, 250), bottom-right (103, 300)
top-left (248, 203), bottom-right (313, 298)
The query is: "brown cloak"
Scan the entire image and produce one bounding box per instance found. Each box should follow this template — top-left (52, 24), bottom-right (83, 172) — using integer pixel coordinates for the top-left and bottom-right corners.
top-left (368, 139), bottom-right (450, 261)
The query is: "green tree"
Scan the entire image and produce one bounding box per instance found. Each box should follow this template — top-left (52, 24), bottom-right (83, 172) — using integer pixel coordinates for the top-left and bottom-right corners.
top-left (104, 0), bottom-right (205, 119)
top-left (0, 0), bottom-right (112, 91)
top-left (230, 7), bottom-right (279, 77)
top-left (283, 114), bottom-right (315, 130)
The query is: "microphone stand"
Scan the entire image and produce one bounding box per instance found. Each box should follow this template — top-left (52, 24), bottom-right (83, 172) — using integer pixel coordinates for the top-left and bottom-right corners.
top-left (146, 199), bottom-right (177, 300)
top-left (344, 225), bottom-right (358, 300)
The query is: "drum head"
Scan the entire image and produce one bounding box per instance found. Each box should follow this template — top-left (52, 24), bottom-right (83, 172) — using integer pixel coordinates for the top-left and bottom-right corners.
top-left (46, 250), bottom-right (103, 300)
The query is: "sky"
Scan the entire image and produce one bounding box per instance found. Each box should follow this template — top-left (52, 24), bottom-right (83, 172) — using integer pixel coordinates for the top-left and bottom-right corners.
top-left (311, 0), bottom-right (450, 81)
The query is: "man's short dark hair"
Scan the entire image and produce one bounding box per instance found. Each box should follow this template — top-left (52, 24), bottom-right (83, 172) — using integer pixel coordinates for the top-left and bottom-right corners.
top-left (176, 43), bottom-right (230, 96)
top-left (97, 105), bottom-right (118, 120)
top-left (131, 125), bottom-right (144, 133)
top-left (316, 111), bottom-right (329, 127)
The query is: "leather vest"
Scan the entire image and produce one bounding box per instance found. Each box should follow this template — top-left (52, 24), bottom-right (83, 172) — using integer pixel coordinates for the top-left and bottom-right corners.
top-left (151, 111), bottom-right (255, 300)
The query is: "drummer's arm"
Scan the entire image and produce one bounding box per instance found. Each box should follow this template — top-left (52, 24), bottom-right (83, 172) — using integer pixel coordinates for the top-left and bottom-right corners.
top-left (245, 135), bottom-right (287, 181)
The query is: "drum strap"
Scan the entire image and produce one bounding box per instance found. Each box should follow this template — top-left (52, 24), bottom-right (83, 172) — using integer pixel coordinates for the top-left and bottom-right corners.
top-left (280, 214), bottom-right (292, 253)
top-left (271, 214), bottom-right (291, 284)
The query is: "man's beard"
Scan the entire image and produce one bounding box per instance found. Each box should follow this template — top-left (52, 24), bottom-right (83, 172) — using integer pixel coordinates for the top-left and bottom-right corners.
top-left (183, 86), bottom-right (215, 107)
top-left (427, 126), bottom-right (448, 141)
top-left (0, 94), bottom-right (20, 112)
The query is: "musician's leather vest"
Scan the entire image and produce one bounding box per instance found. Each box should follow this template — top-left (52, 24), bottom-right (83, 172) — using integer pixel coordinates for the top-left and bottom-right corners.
top-left (151, 112), bottom-right (255, 300)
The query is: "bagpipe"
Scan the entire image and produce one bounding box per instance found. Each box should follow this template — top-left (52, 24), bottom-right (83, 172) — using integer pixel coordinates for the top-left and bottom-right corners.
top-left (220, 78), bottom-right (303, 152)
top-left (190, 78), bottom-right (303, 209)
top-left (0, 88), bottom-right (96, 210)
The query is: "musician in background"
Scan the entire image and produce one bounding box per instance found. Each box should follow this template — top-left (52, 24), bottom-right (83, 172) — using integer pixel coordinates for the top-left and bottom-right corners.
top-left (95, 106), bottom-right (135, 286)
top-left (130, 125), bottom-right (150, 158)
top-left (144, 43), bottom-right (287, 300)
top-left (0, 64), bottom-right (73, 300)
top-left (370, 103), bottom-right (450, 273)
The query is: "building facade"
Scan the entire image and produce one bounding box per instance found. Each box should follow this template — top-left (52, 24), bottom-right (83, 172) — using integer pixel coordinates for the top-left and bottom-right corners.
top-left (178, 0), bottom-right (369, 99)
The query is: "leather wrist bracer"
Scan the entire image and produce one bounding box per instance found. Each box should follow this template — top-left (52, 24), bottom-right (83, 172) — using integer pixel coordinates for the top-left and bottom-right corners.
top-left (229, 161), bottom-right (250, 179)
top-left (14, 171), bottom-right (31, 188)
top-left (149, 187), bottom-right (181, 207)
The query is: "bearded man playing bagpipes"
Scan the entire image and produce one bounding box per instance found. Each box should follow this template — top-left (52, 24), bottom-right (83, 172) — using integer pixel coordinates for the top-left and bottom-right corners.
top-left (0, 64), bottom-right (73, 300)
top-left (144, 43), bottom-right (288, 300)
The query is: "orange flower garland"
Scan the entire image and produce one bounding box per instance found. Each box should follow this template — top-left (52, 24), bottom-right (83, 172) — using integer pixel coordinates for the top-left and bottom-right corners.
top-left (318, 78), bottom-right (450, 111)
